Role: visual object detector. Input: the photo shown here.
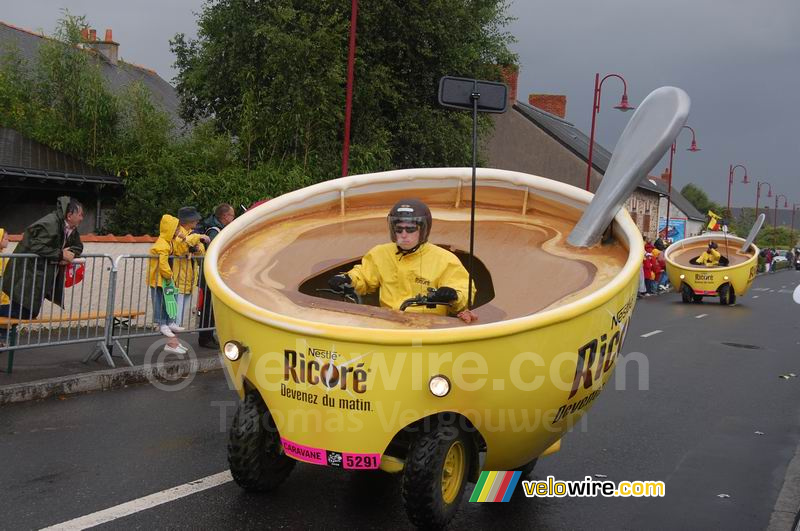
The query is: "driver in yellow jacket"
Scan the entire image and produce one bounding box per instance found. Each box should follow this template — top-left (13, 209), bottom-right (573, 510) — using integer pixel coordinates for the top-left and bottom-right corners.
top-left (328, 199), bottom-right (477, 323)
top-left (698, 241), bottom-right (721, 266)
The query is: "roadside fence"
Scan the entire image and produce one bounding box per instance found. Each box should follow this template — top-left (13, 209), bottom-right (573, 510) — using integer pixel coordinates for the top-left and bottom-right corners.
top-left (0, 252), bottom-right (213, 373)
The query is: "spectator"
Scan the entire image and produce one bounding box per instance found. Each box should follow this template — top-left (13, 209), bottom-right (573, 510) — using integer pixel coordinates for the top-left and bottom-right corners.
top-left (173, 207), bottom-right (209, 329)
top-left (765, 248), bottom-right (774, 273)
top-left (654, 237), bottom-right (666, 252)
top-left (0, 228), bottom-right (10, 347)
top-left (643, 253), bottom-right (657, 295)
top-left (0, 197), bottom-right (83, 321)
top-left (652, 247), bottom-right (669, 291)
top-left (651, 251), bottom-right (664, 293)
top-left (197, 204), bottom-right (235, 349)
top-left (147, 214), bottom-right (207, 354)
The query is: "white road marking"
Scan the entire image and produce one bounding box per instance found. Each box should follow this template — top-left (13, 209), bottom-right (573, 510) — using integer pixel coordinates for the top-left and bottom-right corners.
top-left (640, 330), bottom-right (663, 338)
top-left (40, 471), bottom-right (233, 530)
top-left (695, 314), bottom-right (708, 319)
top-left (753, 295), bottom-right (760, 299)
top-left (752, 288), bottom-right (770, 292)
top-left (778, 289), bottom-right (793, 293)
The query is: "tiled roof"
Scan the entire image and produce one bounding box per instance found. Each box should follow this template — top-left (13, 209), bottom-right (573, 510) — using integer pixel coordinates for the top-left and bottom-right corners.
top-left (0, 128), bottom-right (121, 185)
top-left (513, 100), bottom-right (705, 221)
top-left (0, 21), bottom-right (183, 128)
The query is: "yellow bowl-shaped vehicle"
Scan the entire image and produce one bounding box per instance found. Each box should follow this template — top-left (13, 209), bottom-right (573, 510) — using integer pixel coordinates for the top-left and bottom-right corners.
top-left (204, 168), bottom-right (642, 527)
top-left (664, 233), bottom-right (759, 305)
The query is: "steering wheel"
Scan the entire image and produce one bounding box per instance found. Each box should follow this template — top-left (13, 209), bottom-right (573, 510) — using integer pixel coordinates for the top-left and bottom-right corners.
top-left (316, 286), bottom-right (362, 304)
top-left (399, 288), bottom-right (452, 312)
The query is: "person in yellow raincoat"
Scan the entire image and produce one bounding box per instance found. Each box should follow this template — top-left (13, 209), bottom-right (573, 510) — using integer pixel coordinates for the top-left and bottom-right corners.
top-left (697, 241), bottom-right (721, 267)
top-left (148, 213), bottom-right (208, 354)
top-left (171, 207), bottom-right (207, 328)
top-left (328, 199), bottom-right (477, 323)
top-left (0, 228), bottom-right (10, 346)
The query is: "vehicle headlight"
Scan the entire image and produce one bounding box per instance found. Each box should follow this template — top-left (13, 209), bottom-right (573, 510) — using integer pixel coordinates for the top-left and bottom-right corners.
top-left (679, 274), bottom-right (685, 280)
top-left (429, 375), bottom-right (451, 397)
top-left (223, 341), bottom-right (248, 361)
top-left (723, 275), bottom-right (729, 280)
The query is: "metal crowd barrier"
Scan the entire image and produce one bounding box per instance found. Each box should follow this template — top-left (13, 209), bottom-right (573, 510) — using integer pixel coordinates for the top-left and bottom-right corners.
top-left (0, 254), bottom-right (117, 371)
top-left (0, 252), bottom-right (215, 374)
top-left (107, 254), bottom-right (213, 362)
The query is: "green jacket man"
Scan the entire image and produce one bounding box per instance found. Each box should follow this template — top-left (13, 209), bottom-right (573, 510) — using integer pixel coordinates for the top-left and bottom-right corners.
top-left (0, 197), bottom-right (84, 317)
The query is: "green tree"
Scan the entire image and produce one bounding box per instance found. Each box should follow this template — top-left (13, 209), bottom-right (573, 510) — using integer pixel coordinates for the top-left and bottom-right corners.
top-left (170, 0), bottom-right (517, 176)
top-left (681, 183), bottom-right (724, 219)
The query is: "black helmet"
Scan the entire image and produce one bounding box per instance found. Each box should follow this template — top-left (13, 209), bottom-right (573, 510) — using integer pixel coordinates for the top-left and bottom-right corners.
top-left (388, 199), bottom-right (432, 244)
top-left (708, 241), bottom-right (718, 249)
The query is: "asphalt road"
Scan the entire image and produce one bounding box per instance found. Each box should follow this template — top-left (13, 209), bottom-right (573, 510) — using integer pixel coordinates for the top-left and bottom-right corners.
top-left (2, 270), bottom-right (800, 530)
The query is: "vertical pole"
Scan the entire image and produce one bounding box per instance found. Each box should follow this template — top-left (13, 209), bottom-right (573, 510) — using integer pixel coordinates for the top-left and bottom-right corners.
top-left (341, 0), bottom-right (359, 177)
top-left (774, 195), bottom-right (778, 228)
top-left (755, 185), bottom-right (760, 219)
top-left (585, 73), bottom-right (600, 191)
top-left (664, 143), bottom-right (675, 241)
top-left (726, 165), bottom-right (732, 219)
top-left (467, 83), bottom-right (479, 310)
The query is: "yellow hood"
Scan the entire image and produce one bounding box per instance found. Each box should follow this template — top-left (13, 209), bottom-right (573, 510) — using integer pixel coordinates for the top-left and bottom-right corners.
top-left (159, 215), bottom-right (179, 240)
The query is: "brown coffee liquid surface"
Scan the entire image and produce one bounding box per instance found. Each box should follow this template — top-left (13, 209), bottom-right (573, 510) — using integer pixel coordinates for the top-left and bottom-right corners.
top-left (218, 187), bottom-right (629, 329)
top-left (670, 241), bottom-right (754, 268)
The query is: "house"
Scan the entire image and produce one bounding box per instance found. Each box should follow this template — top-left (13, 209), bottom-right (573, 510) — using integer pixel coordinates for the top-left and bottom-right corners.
top-left (483, 69), bottom-right (703, 241)
top-left (0, 20), bottom-right (183, 232)
top-left (0, 21), bottom-right (182, 126)
top-left (0, 127), bottom-right (122, 233)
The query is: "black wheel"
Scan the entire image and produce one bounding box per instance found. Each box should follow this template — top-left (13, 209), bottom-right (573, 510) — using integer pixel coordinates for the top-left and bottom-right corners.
top-left (515, 457), bottom-right (539, 479)
top-left (681, 284), bottom-right (693, 303)
top-left (719, 284), bottom-right (735, 305)
top-left (692, 294), bottom-right (703, 303)
top-left (228, 392), bottom-right (295, 492)
top-left (402, 425), bottom-right (474, 529)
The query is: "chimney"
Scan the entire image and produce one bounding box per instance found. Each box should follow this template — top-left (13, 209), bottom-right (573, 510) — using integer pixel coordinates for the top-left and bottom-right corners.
top-left (528, 94), bottom-right (567, 118)
top-left (499, 65), bottom-right (519, 106)
top-left (87, 27), bottom-right (119, 65)
top-left (80, 28), bottom-right (89, 41)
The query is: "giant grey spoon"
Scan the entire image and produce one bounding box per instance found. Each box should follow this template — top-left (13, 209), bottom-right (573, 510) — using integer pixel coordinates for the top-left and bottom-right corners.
top-left (568, 87), bottom-right (691, 247)
top-left (739, 213), bottom-right (765, 253)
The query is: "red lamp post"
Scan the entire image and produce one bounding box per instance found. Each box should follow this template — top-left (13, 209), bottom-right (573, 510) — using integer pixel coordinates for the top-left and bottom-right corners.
top-left (755, 181), bottom-right (772, 218)
top-left (726, 164), bottom-right (749, 219)
top-left (663, 125), bottom-right (700, 242)
top-left (585, 73), bottom-right (635, 191)
top-left (774, 194), bottom-right (788, 228)
top-left (341, 0), bottom-right (359, 177)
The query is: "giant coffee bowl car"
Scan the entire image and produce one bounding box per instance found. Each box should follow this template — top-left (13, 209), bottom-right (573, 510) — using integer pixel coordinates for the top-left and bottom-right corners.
top-left (203, 168), bottom-right (643, 527)
top-left (664, 233), bottom-right (758, 305)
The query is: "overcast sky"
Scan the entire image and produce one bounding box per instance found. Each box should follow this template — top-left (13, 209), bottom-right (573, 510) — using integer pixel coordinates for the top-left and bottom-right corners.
top-left (4, 0), bottom-right (799, 209)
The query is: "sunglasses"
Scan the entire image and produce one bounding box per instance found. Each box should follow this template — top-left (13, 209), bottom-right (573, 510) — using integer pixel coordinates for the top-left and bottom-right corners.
top-left (394, 225), bottom-right (419, 234)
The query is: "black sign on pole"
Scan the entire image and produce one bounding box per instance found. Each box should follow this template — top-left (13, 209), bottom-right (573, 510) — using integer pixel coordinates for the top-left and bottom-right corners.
top-left (438, 76), bottom-right (508, 113)
top-left (437, 76), bottom-right (508, 311)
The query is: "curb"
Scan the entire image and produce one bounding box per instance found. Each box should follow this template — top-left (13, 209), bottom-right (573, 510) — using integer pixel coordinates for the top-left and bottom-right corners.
top-left (768, 436), bottom-right (800, 531)
top-left (0, 356), bottom-right (222, 405)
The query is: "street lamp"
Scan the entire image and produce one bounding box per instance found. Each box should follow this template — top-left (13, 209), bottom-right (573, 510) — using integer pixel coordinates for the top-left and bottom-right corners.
top-left (791, 203), bottom-right (800, 246)
top-left (726, 164), bottom-right (749, 219)
top-left (663, 125), bottom-right (700, 242)
top-left (774, 194), bottom-right (788, 228)
top-left (585, 73), bottom-right (635, 191)
top-left (755, 181), bottom-right (772, 218)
